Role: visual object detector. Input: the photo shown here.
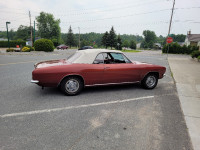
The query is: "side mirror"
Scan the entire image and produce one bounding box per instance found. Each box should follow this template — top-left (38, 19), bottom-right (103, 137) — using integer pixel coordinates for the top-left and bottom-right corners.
top-left (93, 60), bottom-right (99, 64)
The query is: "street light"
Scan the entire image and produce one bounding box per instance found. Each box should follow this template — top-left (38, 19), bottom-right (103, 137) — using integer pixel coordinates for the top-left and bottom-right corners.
top-left (6, 22), bottom-right (11, 49)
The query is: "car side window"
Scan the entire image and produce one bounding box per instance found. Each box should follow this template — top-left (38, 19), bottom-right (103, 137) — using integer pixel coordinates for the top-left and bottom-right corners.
top-left (93, 53), bottom-right (104, 64)
top-left (109, 53), bottom-right (127, 63)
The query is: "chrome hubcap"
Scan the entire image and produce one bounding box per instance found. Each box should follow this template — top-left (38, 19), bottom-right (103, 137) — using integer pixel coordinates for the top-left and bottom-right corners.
top-left (65, 79), bottom-right (79, 93)
top-left (146, 76), bottom-right (156, 88)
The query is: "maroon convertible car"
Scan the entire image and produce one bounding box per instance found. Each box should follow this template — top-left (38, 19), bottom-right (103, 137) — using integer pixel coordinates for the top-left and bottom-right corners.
top-left (31, 49), bottom-right (166, 95)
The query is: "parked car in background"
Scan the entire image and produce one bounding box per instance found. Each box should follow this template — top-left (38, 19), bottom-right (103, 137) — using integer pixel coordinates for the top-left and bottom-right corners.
top-left (78, 46), bottom-right (93, 50)
top-left (57, 44), bottom-right (68, 50)
top-left (31, 49), bottom-right (166, 96)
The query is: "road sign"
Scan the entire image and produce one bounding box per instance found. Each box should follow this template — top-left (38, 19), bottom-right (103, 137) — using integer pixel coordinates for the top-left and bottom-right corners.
top-left (166, 37), bottom-right (173, 44)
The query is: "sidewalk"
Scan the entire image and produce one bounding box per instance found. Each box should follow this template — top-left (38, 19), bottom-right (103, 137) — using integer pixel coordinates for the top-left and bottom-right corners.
top-left (168, 54), bottom-right (200, 150)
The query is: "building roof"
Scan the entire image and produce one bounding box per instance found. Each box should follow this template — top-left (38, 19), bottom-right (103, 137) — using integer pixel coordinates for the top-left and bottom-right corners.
top-left (72, 49), bottom-right (123, 64)
top-left (187, 34), bottom-right (200, 42)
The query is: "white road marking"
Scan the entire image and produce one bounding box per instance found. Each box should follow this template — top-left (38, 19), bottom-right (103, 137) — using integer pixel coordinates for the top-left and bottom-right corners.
top-left (0, 96), bottom-right (154, 118)
top-left (0, 60), bottom-right (37, 66)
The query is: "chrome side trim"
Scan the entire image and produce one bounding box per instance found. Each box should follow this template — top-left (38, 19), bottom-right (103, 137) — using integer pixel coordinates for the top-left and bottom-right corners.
top-left (85, 81), bottom-right (140, 87)
top-left (31, 80), bottom-right (39, 83)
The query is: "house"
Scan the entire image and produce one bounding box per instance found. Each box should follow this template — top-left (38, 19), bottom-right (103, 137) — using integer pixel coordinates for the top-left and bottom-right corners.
top-left (26, 37), bottom-right (40, 46)
top-left (0, 38), bottom-right (7, 41)
top-left (177, 42), bottom-right (185, 47)
top-left (136, 43), bottom-right (141, 49)
top-left (185, 31), bottom-right (200, 47)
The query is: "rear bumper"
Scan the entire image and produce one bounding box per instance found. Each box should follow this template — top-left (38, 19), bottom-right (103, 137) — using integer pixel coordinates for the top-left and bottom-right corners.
top-left (31, 80), bottom-right (39, 84)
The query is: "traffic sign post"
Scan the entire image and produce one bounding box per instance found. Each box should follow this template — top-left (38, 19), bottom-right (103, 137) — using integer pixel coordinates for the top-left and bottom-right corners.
top-left (166, 37), bottom-right (173, 57)
top-left (166, 37), bottom-right (173, 44)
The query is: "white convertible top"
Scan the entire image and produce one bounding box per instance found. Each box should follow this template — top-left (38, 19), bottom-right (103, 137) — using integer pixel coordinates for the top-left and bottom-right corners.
top-left (71, 49), bottom-right (123, 64)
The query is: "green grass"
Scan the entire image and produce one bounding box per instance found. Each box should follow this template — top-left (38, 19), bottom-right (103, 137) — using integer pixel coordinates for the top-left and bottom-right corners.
top-left (121, 50), bottom-right (141, 53)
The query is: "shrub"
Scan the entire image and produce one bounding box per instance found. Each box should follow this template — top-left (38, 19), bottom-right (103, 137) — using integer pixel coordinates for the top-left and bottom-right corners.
top-left (34, 39), bottom-right (54, 52)
top-left (0, 40), bottom-right (26, 48)
top-left (197, 55), bottom-right (200, 61)
top-left (191, 50), bottom-right (200, 58)
top-left (22, 46), bottom-right (30, 52)
top-left (51, 39), bottom-right (59, 47)
top-left (6, 48), bottom-right (15, 52)
top-left (162, 43), bottom-right (199, 54)
top-left (25, 45), bottom-right (35, 51)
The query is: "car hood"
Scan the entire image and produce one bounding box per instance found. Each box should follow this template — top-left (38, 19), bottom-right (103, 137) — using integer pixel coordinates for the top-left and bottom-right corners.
top-left (34, 59), bottom-right (69, 69)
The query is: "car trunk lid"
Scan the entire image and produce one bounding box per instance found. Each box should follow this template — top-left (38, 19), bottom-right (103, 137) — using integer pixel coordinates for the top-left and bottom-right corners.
top-left (34, 59), bottom-right (68, 69)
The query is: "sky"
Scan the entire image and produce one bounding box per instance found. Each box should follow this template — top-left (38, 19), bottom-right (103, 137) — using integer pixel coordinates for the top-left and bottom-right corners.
top-left (0, 0), bottom-right (199, 36)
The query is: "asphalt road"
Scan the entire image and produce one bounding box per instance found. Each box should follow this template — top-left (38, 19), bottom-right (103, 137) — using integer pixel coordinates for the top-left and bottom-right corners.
top-left (0, 50), bottom-right (193, 150)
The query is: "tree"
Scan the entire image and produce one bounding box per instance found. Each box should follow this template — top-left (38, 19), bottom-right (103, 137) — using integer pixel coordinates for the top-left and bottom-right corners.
top-left (102, 31), bottom-right (109, 48)
top-left (36, 12), bottom-right (61, 41)
top-left (170, 34), bottom-right (186, 42)
top-left (66, 26), bottom-right (76, 48)
top-left (123, 40), bottom-right (129, 48)
top-left (142, 30), bottom-right (156, 48)
top-left (143, 30), bottom-right (156, 43)
top-left (109, 26), bottom-right (117, 49)
top-left (130, 40), bottom-right (136, 49)
top-left (16, 25), bottom-right (30, 40)
top-left (115, 35), bottom-right (122, 50)
top-left (81, 39), bottom-right (90, 47)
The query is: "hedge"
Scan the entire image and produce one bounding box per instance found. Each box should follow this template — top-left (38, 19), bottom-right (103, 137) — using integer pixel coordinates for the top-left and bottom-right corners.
top-left (0, 40), bottom-right (26, 48)
top-left (162, 42), bottom-right (199, 54)
top-left (34, 39), bottom-right (54, 52)
top-left (191, 50), bottom-right (200, 58)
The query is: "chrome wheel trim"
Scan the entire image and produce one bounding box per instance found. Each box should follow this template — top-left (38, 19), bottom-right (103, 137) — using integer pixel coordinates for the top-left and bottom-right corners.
top-left (146, 76), bottom-right (156, 88)
top-left (65, 79), bottom-right (79, 93)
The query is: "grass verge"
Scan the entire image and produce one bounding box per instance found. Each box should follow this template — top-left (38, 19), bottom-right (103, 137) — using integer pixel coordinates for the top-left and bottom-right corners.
top-left (121, 50), bottom-right (141, 53)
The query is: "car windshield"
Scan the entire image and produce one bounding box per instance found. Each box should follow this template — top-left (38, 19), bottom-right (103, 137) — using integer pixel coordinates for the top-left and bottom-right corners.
top-left (67, 52), bottom-right (82, 63)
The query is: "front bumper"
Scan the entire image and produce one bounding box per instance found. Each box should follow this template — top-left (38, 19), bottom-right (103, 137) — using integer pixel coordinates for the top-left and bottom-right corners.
top-left (31, 80), bottom-right (39, 84)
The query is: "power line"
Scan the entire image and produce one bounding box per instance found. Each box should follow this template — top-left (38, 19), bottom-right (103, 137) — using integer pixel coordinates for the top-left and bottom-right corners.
top-left (41, 0), bottom-right (166, 16)
top-left (61, 8), bottom-right (171, 24)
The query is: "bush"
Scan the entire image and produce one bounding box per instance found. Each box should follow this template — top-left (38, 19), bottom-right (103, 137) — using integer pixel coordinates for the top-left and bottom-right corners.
top-left (162, 43), bottom-right (199, 54)
top-left (197, 55), bottom-right (200, 61)
top-left (0, 40), bottom-right (26, 48)
top-left (34, 39), bottom-right (54, 52)
top-left (22, 46), bottom-right (30, 52)
top-left (25, 45), bottom-right (35, 51)
top-left (51, 39), bottom-right (60, 47)
top-left (191, 50), bottom-right (200, 58)
top-left (6, 48), bottom-right (15, 52)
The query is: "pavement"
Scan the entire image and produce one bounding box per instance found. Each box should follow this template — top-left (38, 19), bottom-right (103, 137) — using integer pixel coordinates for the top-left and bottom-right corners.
top-left (168, 54), bottom-right (200, 150)
top-left (0, 50), bottom-right (193, 150)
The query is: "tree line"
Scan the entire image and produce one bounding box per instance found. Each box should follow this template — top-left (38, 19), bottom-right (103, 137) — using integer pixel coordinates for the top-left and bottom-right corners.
top-left (0, 12), bottom-right (186, 49)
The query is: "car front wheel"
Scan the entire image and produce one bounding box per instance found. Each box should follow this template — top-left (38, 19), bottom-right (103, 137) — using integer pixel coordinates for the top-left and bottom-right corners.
top-left (141, 73), bottom-right (158, 89)
top-left (60, 77), bottom-right (83, 95)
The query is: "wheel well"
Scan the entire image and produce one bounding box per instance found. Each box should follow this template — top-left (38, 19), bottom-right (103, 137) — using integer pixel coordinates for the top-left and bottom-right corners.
top-left (58, 75), bottom-right (85, 87)
top-left (143, 72), bottom-right (159, 80)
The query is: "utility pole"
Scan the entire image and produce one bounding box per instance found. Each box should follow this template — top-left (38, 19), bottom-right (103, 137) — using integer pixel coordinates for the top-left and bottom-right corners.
top-left (29, 11), bottom-right (33, 47)
top-left (167, 0), bottom-right (176, 56)
top-left (78, 27), bottom-right (80, 48)
top-left (33, 21), bottom-right (35, 44)
top-left (6, 22), bottom-right (11, 49)
top-left (168, 0), bottom-right (176, 36)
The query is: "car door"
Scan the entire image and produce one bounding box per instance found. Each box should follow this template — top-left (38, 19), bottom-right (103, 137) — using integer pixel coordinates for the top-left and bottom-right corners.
top-left (83, 53), bottom-right (105, 85)
top-left (103, 52), bottom-right (141, 83)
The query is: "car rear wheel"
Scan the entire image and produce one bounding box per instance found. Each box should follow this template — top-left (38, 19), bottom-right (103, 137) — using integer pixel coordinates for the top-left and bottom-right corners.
top-left (60, 77), bottom-right (83, 95)
top-left (141, 73), bottom-right (158, 89)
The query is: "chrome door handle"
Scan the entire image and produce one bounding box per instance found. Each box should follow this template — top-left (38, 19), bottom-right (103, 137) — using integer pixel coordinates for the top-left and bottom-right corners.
top-left (104, 67), bottom-right (110, 69)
